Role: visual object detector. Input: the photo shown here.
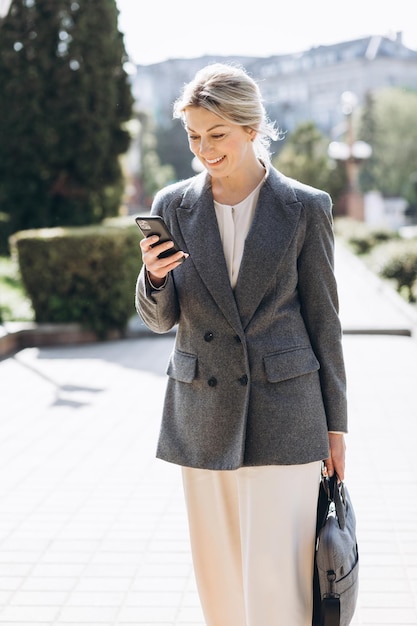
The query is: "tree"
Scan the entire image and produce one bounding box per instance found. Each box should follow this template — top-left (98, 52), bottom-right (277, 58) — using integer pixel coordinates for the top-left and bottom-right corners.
top-left (0, 0), bottom-right (133, 239)
top-left (358, 87), bottom-right (417, 201)
top-left (272, 121), bottom-right (346, 202)
top-left (156, 119), bottom-right (194, 181)
top-left (137, 111), bottom-right (175, 207)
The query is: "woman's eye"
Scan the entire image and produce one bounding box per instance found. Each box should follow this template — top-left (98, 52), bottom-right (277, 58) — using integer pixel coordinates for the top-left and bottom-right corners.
top-left (187, 133), bottom-right (225, 141)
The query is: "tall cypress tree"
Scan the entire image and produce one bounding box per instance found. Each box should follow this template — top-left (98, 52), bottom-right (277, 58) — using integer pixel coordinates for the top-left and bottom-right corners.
top-left (0, 0), bottom-right (133, 235)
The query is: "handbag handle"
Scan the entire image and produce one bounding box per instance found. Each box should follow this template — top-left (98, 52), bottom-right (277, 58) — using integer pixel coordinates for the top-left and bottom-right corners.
top-left (322, 473), bottom-right (347, 531)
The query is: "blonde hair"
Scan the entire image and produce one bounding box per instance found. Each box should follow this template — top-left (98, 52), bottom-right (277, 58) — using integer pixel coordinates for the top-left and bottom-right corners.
top-left (173, 63), bottom-right (280, 164)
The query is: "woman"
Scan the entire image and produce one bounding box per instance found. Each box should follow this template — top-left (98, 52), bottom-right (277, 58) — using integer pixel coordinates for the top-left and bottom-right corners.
top-left (136, 63), bottom-right (347, 626)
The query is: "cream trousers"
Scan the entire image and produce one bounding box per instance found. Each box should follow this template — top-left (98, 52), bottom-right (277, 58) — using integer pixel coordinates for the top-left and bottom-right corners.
top-left (182, 462), bottom-right (321, 626)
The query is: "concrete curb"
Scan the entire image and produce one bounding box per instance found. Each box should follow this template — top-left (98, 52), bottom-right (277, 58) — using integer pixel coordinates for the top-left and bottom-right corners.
top-left (0, 318), bottom-right (167, 360)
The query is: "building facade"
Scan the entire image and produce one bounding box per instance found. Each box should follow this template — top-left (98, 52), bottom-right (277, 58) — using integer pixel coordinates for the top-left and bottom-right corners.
top-left (132, 33), bottom-right (417, 137)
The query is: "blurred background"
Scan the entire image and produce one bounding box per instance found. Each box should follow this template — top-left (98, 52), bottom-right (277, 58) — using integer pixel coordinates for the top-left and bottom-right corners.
top-left (1, 0), bottom-right (417, 336)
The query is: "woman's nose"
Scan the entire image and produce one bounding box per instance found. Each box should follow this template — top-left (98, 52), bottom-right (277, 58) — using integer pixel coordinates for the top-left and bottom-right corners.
top-left (198, 137), bottom-right (211, 155)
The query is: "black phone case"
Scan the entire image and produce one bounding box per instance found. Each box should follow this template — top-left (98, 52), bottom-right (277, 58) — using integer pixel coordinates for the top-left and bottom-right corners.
top-left (135, 216), bottom-right (182, 259)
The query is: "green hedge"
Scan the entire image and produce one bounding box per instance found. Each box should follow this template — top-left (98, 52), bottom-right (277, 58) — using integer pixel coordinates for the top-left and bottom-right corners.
top-left (370, 239), bottom-right (417, 303)
top-left (10, 221), bottom-right (142, 337)
top-left (334, 217), bottom-right (398, 255)
top-left (335, 218), bottom-right (417, 304)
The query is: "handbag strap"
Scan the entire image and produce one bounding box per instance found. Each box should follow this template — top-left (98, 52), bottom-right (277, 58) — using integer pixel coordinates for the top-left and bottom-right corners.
top-left (322, 596), bottom-right (340, 626)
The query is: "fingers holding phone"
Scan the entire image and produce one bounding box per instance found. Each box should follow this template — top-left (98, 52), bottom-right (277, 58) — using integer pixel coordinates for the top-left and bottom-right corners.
top-left (136, 216), bottom-right (188, 286)
top-left (141, 235), bottom-right (186, 275)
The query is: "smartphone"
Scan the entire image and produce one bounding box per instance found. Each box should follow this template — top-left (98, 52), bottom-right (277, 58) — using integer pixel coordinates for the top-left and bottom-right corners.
top-left (135, 215), bottom-right (185, 261)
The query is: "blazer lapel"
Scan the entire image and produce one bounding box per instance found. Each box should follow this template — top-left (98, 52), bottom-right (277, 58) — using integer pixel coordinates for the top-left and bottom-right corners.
top-left (234, 173), bottom-right (302, 330)
top-left (176, 175), bottom-right (243, 334)
top-left (175, 170), bottom-right (302, 334)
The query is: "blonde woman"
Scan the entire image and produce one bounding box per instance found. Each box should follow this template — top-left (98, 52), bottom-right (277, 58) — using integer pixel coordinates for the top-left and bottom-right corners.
top-left (136, 63), bottom-right (347, 626)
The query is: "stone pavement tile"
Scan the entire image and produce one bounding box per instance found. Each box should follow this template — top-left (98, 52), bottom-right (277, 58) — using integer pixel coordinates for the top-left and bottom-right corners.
top-left (0, 337), bottom-right (204, 625)
top-left (335, 242), bottom-right (417, 335)
top-left (342, 334), bottom-right (417, 625)
top-left (0, 604), bottom-right (60, 621)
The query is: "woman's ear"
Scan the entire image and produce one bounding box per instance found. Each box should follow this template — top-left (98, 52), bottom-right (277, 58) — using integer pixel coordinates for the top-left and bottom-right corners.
top-left (248, 127), bottom-right (257, 141)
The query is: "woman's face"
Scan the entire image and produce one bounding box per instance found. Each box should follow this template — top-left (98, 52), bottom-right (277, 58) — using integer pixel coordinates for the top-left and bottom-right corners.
top-left (184, 106), bottom-right (255, 179)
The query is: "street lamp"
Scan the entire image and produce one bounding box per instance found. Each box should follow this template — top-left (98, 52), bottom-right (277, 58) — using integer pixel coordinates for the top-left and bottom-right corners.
top-left (328, 91), bottom-right (372, 220)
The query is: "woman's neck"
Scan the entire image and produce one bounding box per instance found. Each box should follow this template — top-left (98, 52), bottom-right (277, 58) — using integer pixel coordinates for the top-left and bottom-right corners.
top-left (211, 161), bottom-right (266, 206)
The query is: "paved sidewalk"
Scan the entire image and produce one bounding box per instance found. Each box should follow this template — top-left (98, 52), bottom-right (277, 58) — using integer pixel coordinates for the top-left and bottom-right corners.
top-left (335, 243), bottom-right (417, 337)
top-left (0, 243), bottom-right (416, 625)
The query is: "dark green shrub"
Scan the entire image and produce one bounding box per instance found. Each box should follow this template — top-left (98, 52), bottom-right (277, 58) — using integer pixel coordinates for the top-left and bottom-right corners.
top-left (0, 211), bottom-right (13, 256)
top-left (370, 239), bottom-right (417, 302)
top-left (334, 217), bottom-right (398, 255)
top-left (0, 255), bottom-right (34, 322)
top-left (10, 223), bottom-right (142, 337)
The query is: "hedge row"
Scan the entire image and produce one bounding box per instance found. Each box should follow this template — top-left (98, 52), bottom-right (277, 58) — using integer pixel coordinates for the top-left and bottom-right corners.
top-left (334, 217), bottom-right (417, 303)
top-left (10, 219), bottom-right (143, 337)
top-left (371, 239), bottom-right (417, 303)
top-left (10, 214), bottom-right (416, 335)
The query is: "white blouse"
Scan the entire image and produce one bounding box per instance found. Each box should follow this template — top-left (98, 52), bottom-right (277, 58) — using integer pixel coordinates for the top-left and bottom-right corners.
top-left (214, 176), bottom-right (265, 289)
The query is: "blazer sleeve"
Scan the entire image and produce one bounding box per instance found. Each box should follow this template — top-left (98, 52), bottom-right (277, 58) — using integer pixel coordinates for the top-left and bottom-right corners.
top-left (135, 186), bottom-right (183, 334)
top-left (135, 269), bottom-right (180, 334)
top-left (296, 191), bottom-right (348, 433)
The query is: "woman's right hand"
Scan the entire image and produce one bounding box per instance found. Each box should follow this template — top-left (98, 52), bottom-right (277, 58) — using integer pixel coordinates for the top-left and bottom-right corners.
top-left (140, 235), bottom-right (188, 288)
top-left (324, 433), bottom-right (346, 481)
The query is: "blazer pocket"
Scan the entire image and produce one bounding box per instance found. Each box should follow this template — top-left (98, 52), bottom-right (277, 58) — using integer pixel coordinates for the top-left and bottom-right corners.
top-left (263, 346), bottom-right (320, 383)
top-left (166, 349), bottom-right (197, 383)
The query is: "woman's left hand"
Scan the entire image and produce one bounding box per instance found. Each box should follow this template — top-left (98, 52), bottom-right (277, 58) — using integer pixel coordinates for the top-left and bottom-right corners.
top-left (324, 433), bottom-right (346, 481)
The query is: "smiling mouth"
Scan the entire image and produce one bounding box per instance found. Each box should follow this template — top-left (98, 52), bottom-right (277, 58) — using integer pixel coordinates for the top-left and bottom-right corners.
top-left (205, 155), bottom-right (225, 165)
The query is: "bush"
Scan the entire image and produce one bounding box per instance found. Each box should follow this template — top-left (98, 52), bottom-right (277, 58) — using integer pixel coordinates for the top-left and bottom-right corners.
top-left (10, 222), bottom-right (142, 338)
top-left (0, 255), bottom-right (34, 323)
top-left (370, 239), bottom-right (417, 302)
top-left (334, 217), bottom-right (398, 255)
top-left (0, 211), bottom-right (13, 256)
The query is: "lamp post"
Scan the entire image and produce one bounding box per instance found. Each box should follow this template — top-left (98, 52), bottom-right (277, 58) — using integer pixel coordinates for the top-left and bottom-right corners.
top-left (328, 91), bottom-right (372, 220)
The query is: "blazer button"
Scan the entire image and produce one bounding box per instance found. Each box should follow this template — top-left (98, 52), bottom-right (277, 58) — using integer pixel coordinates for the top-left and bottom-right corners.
top-left (207, 377), bottom-right (217, 387)
top-left (204, 331), bottom-right (214, 342)
top-left (238, 374), bottom-right (248, 386)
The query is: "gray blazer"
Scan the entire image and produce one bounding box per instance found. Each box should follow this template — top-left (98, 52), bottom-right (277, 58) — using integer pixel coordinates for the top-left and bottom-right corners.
top-left (136, 167), bottom-right (347, 470)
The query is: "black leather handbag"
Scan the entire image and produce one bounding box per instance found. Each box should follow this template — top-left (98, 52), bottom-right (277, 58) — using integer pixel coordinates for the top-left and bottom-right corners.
top-left (312, 473), bottom-right (359, 626)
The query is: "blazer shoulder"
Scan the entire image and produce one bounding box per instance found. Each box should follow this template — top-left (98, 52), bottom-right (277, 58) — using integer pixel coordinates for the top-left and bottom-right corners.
top-left (152, 172), bottom-right (209, 210)
top-left (268, 168), bottom-right (331, 212)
